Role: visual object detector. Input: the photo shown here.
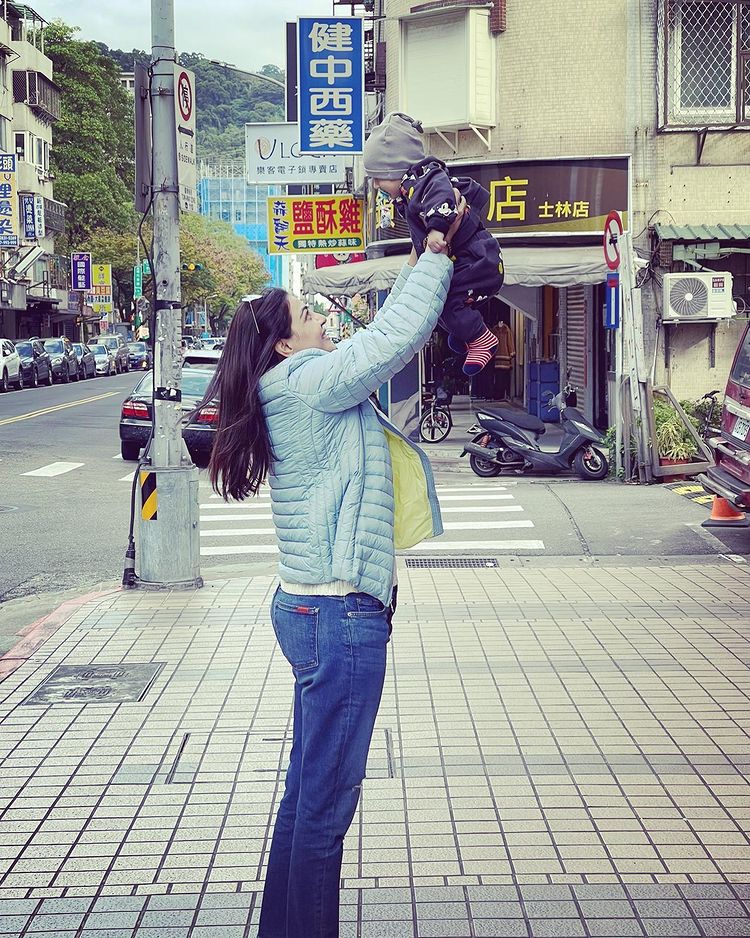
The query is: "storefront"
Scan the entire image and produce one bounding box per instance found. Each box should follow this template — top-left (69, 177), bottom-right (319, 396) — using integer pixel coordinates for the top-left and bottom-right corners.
top-left (304, 155), bottom-right (629, 431)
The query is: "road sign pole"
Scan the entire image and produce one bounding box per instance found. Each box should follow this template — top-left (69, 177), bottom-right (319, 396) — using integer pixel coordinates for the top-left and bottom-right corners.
top-left (136, 0), bottom-right (202, 589)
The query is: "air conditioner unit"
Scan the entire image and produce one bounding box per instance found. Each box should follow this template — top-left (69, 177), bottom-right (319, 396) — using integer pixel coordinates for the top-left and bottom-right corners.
top-left (662, 271), bottom-right (735, 322)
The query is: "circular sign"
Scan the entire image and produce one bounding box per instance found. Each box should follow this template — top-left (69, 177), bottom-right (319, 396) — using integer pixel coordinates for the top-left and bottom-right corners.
top-left (177, 71), bottom-right (193, 123)
top-left (603, 210), bottom-right (623, 270)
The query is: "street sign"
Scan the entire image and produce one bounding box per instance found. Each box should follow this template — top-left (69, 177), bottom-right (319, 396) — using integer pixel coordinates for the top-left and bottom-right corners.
top-left (175, 66), bottom-right (197, 213)
top-left (85, 284), bottom-right (113, 314)
top-left (92, 264), bottom-right (112, 287)
top-left (267, 194), bottom-right (365, 254)
top-left (297, 16), bottom-right (364, 155)
top-left (133, 265), bottom-right (143, 299)
top-left (0, 154), bottom-right (19, 248)
top-left (33, 195), bottom-right (45, 239)
top-left (71, 252), bottom-right (92, 291)
top-left (142, 258), bottom-right (152, 275)
top-left (603, 210), bottom-right (624, 270)
top-left (605, 271), bottom-right (620, 329)
top-left (246, 122), bottom-right (348, 185)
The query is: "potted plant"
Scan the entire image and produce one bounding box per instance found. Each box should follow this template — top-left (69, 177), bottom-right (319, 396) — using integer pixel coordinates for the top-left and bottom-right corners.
top-left (654, 398), bottom-right (699, 480)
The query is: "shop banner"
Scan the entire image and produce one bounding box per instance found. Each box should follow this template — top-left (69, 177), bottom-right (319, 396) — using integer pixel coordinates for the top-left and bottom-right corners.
top-left (464, 156), bottom-right (629, 235)
top-left (246, 121), bottom-right (348, 184)
top-left (20, 194), bottom-right (36, 240)
top-left (298, 16), bottom-right (364, 155)
top-left (267, 195), bottom-right (365, 254)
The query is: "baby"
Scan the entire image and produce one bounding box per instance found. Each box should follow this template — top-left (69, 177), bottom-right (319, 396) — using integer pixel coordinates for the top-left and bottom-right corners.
top-left (363, 112), bottom-right (504, 375)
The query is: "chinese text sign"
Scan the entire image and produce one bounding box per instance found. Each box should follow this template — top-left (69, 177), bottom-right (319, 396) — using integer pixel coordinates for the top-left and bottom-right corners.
top-left (0, 154), bottom-right (19, 248)
top-left (298, 17), bottom-right (364, 155)
top-left (266, 195), bottom-right (365, 254)
top-left (246, 122), bottom-right (348, 184)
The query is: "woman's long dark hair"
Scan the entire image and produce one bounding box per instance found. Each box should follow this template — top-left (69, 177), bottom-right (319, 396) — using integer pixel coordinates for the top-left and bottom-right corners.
top-left (204, 289), bottom-right (291, 501)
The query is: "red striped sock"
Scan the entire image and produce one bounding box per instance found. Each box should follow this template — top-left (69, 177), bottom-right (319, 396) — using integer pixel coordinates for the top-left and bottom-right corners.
top-left (463, 328), bottom-right (498, 376)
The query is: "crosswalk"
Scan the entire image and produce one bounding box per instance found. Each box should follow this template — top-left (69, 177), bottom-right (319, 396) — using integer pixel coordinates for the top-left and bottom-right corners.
top-left (199, 482), bottom-right (544, 560)
top-left (14, 460), bottom-right (544, 558)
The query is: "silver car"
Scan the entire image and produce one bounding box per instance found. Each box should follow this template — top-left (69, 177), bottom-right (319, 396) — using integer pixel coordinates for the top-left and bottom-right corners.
top-left (89, 342), bottom-right (117, 376)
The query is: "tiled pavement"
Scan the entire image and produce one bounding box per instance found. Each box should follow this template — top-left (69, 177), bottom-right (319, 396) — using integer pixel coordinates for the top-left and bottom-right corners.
top-left (1, 561), bottom-right (750, 937)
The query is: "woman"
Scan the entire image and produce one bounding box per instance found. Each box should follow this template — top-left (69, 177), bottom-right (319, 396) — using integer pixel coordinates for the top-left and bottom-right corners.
top-left (206, 241), bottom-right (456, 937)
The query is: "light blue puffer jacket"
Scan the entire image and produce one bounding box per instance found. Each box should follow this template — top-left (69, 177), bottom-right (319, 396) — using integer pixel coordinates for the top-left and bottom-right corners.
top-left (257, 251), bottom-right (453, 606)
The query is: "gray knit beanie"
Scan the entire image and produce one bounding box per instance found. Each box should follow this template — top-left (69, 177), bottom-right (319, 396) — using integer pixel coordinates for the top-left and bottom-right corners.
top-left (363, 112), bottom-right (426, 179)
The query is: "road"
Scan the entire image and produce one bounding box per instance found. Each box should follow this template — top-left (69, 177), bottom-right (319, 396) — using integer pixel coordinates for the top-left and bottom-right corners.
top-left (1, 377), bottom-right (749, 651)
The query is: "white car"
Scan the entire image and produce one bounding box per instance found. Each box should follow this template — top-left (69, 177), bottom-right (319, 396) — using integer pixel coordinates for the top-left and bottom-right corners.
top-left (1, 337), bottom-right (22, 391)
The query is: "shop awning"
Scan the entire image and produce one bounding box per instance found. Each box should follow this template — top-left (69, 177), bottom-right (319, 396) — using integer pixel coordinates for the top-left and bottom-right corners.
top-left (304, 245), bottom-right (611, 297)
top-left (654, 223), bottom-right (750, 241)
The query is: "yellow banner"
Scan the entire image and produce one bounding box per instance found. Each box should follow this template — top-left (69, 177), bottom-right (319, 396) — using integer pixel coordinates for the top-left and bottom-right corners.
top-left (92, 264), bottom-right (112, 287)
top-left (267, 195), bottom-right (365, 255)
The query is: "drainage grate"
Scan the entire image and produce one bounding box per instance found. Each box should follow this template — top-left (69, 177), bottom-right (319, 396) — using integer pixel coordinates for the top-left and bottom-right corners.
top-left (22, 662), bottom-right (165, 706)
top-left (406, 557), bottom-right (499, 569)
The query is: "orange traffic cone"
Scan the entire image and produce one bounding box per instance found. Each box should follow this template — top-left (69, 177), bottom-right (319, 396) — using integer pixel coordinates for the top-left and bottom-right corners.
top-left (702, 495), bottom-right (750, 528)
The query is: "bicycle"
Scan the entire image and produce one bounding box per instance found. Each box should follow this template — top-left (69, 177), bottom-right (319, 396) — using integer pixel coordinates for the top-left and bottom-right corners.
top-left (418, 381), bottom-right (453, 443)
top-left (698, 389), bottom-right (722, 440)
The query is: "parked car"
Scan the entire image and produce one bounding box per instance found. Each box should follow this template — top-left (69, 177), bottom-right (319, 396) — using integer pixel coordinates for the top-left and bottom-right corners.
top-left (97, 334), bottom-right (129, 373)
top-left (0, 337), bottom-right (22, 391)
top-left (698, 323), bottom-right (750, 510)
top-left (127, 341), bottom-right (152, 371)
top-left (14, 339), bottom-right (53, 387)
top-left (72, 343), bottom-right (96, 379)
top-left (119, 367), bottom-right (217, 464)
top-left (90, 343), bottom-right (117, 376)
top-left (43, 337), bottom-right (79, 383)
top-left (182, 348), bottom-right (222, 368)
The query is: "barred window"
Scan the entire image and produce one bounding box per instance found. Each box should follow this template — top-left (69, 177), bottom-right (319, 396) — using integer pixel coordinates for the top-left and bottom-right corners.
top-left (658, 0), bottom-right (750, 127)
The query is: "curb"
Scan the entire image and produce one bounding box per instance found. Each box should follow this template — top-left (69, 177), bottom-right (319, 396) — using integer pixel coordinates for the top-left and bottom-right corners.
top-left (0, 586), bottom-right (121, 682)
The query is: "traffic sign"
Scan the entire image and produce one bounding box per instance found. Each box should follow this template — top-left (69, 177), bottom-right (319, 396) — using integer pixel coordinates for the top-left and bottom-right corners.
top-left (175, 66), bottom-right (197, 212)
top-left (603, 210), bottom-right (623, 271)
top-left (142, 258), bottom-right (152, 276)
top-left (133, 265), bottom-right (143, 299)
top-left (605, 271), bottom-right (620, 329)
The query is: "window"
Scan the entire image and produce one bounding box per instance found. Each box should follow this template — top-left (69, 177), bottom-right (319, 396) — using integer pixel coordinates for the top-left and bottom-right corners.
top-left (34, 135), bottom-right (43, 169)
top-left (14, 131), bottom-right (25, 161)
top-left (0, 117), bottom-right (8, 153)
top-left (659, 0), bottom-right (750, 126)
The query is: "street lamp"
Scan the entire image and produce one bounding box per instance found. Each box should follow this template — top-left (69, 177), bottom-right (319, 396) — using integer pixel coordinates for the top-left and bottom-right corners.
top-left (208, 60), bottom-right (285, 89)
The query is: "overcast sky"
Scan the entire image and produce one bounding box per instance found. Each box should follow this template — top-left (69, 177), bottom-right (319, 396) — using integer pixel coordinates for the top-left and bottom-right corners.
top-left (35, 0), bottom-right (334, 70)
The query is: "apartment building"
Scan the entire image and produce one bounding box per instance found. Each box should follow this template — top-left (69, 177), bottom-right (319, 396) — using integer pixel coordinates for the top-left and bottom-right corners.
top-left (0, 1), bottom-right (66, 341)
top-left (311, 0), bottom-right (749, 426)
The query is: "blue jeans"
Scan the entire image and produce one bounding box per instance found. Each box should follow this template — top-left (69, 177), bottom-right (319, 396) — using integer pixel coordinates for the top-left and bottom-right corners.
top-left (258, 587), bottom-right (390, 938)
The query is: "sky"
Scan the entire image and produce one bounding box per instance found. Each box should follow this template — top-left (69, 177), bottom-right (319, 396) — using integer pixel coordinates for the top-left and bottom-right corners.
top-left (35, 0), bottom-right (334, 70)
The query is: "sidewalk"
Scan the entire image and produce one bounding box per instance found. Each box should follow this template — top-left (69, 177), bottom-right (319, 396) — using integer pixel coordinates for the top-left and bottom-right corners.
top-left (1, 559), bottom-right (750, 937)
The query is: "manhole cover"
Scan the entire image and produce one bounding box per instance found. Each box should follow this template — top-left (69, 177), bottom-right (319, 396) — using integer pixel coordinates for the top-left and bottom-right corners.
top-left (21, 662), bottom-right (165, 706)
top-left (406, 557), bottom-right (499, 568)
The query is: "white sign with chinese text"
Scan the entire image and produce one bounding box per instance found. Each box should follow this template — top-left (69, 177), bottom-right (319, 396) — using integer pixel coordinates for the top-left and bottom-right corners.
top-left (0, 154), bottom-right (19, 248)
top-left (33, 194), bottom-right (45, 239)
top-left (246, 122), bottom-right (348, 185)
top-left (298, 17), bottom-right (364, 155)
top-left (175, 66), bottom-right (197, 213)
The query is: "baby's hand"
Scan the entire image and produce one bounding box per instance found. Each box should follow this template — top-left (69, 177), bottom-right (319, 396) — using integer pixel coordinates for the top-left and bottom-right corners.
top-left (426, 230), bottom-right (446, 254)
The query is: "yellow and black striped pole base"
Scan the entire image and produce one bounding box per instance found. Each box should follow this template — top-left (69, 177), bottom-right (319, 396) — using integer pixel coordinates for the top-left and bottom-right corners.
top-left (140, 470), bottom-right (158, 521)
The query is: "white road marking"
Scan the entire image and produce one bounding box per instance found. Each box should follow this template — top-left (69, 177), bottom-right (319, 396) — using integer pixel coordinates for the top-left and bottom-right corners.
top-left (435, 493), bottom-right (515, 502)
top-left (442, 520), bottom-right (534, 530)
top-left (200, 528), bottom-right (275, 537)
top-left (435, 484), bottom-right (514, 491)
top-left (200, 513), bottom-right (274, 522)
top-left (201, 544), bottom-right (278, 556)
top-left (112, 454), bottom-right (123, 460)
top-left (404, 540), bottom-right (544, 551)
top-left (23, 462), bottom-right (84, 477)
top-left (440, 505), bottom-right (520, 513)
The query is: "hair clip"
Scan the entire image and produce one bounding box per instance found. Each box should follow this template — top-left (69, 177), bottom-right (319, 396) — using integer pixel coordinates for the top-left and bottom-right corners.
top-left (242, 294), bottom-right (263, 334)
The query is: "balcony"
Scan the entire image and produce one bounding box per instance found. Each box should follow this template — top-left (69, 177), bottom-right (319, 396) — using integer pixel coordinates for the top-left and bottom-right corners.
top-left (12, 70), bottom-right (61, 122)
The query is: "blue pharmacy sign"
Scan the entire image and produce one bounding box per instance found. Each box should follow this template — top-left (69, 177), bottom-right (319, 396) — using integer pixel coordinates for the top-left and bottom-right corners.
top-left (71, 252), bottom-right (92, 291)
top-left (298, 16), bottom-right (364, 155)
top-left (20, 194), bottom-right (36, 240)
top-left (605, 271), bottom-right (620, 329)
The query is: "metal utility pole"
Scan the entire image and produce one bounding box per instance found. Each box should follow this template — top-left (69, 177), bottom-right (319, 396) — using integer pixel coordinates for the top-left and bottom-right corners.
top-left (135, 0), bottom-right (202, 589)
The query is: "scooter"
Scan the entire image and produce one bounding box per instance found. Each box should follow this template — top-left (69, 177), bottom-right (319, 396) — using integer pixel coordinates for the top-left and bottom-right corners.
top-left (461, 385), bottom-right (610, 480)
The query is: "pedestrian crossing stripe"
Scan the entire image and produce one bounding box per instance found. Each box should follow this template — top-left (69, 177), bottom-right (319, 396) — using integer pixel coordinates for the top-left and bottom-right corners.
top-left (140, 470), bottom-right (157, 521)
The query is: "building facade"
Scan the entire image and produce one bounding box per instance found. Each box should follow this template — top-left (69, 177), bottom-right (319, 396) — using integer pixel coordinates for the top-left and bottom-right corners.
top-left (366, 0), bottom-right (750, 424)
top-left (0, 2), bottom-right (66, 341)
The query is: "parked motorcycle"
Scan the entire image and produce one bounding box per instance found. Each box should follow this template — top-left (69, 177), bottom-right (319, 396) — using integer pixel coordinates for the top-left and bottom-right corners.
top-left (461, 385), bottom-right (610, 480)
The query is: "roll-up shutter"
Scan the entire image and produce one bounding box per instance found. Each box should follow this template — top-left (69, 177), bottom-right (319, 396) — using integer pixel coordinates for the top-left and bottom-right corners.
top-left (564, 285), bottom-right (587, 391)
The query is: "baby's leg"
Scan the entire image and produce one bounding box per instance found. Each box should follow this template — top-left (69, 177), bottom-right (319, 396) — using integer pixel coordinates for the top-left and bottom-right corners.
top-left (440, 295), bottom-right (497, 376)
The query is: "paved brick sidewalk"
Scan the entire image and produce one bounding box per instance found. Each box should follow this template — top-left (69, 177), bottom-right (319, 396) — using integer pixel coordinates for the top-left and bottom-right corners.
top-left (1, 561), bottom-right (750, 937)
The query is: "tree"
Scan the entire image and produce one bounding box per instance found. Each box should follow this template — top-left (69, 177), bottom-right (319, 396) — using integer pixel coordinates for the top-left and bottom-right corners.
top-left (45, 22), bottom-right (135, 246)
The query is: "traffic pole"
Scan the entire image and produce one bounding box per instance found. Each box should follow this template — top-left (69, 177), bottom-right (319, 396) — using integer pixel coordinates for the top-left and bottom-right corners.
top-left (135, 0), bottom-right (202, 589)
